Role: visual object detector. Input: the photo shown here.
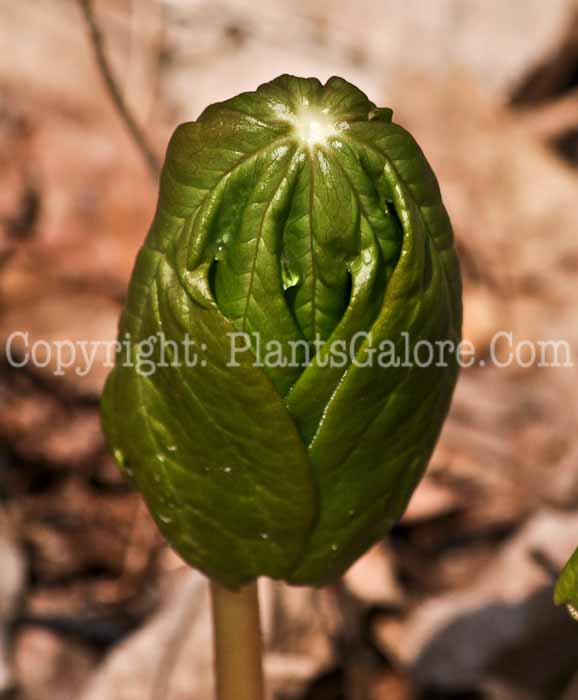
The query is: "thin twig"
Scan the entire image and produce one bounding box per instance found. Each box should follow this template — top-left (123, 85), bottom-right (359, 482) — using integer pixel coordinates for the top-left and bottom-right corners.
top-left (77, 0), bottom-right (161, 179)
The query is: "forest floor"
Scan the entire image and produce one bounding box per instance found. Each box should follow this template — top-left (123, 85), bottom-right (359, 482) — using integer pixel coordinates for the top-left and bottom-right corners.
top-left (2, 2), bottom-right (578, 699)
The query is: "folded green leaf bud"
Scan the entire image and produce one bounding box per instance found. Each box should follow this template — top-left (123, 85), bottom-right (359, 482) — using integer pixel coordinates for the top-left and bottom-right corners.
top-left (101, 75), bottom-right (462, 589)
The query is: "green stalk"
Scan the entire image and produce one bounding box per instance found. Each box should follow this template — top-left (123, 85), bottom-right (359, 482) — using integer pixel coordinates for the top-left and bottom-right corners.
top-left (210, 579), bottom-right (265, 700)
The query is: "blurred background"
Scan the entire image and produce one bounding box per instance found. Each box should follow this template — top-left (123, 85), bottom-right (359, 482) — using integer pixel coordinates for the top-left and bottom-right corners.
top-left (1, 1), bottom-right (578, 699)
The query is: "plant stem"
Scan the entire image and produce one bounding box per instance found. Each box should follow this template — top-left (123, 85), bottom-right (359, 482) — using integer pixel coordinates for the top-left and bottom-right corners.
top-left (210, 579), bottom-right (265, 700)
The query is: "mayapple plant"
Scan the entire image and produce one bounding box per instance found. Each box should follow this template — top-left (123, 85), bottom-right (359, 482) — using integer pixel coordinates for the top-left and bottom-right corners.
top-left (556, 547), bottom-right (578, 617)
top-left (101, 75), bottom-right (462, 699)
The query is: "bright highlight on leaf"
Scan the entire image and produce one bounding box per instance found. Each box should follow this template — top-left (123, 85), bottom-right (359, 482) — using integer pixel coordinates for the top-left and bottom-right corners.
top-left (293, 106), bottom-right (338, 147)
top-left (100, 75), bottom-right (462, 590)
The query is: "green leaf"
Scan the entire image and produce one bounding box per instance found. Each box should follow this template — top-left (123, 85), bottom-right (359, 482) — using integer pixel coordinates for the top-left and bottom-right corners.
top-left (555, 546), bottom-right (578, 607)
top-left (101, 74), bottom-right (462, 589)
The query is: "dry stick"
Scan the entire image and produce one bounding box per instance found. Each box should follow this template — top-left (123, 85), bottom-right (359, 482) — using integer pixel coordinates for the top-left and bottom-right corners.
top-left (210, 580), bottom-right (265, 700)
top-left (77, 0), bottom-right (161, 180)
